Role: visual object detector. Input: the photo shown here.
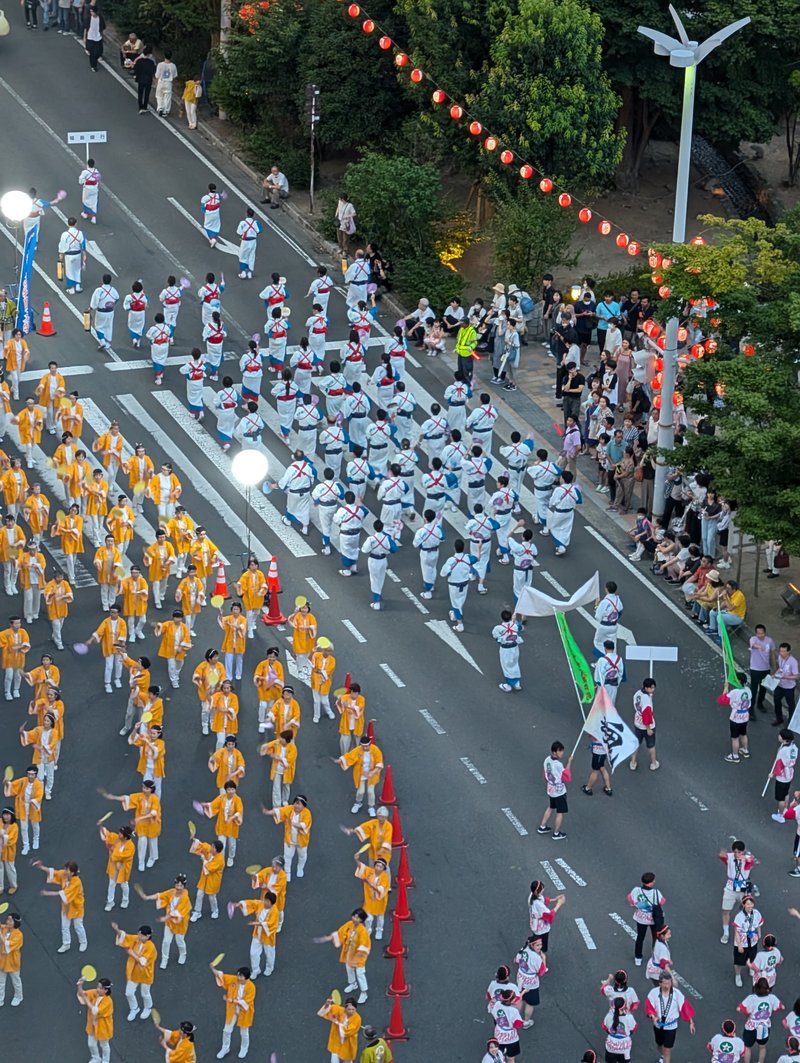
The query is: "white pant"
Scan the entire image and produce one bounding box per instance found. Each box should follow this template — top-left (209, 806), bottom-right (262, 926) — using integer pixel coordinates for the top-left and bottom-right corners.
top-left (63, 553), bottom-right (76, 583)
top-left (193, 888), bottom-right (219, 917)
top-left (137, 834), bottom-right (158, 870)
top-left (249, 936), bottom-right (276, 976)
top-left (312, 689), bottom-right (332, 722)
top-left (41, 758), bottom-right (55, 798)
top-left (340, 732), bottom-right (355, 756)
top-left (103, 654), bottom-right (123, 687)
top-left (4, 667), bottom-right (21, 697)
top-left (418, 548), bottom-right (439, 591)
top-left (106, 876), bottom-right (130, 908)
top-left (345, 965), bottom-right (368, 993)
top-left (272, 773), bottom-right (289, 808)
top-left (0, 859), bottom-right (17, 890)
top-left (126, 614), bottom-right (146, 640)
top-left (152, 578), bottom-right (168, 606)
top-left (224, 652), bottom-right (243, 681)
top-left (167, 657), bottom-right (184, 686)
top-left (61, 911), bottom-right (88, 949)
top-left (365, 913), bottom-right (384, 937)
top-left (19, 818), bottom-right (40, 851)
top-left (283, 842), bottom-right (307, 878)
top-left (218, 835), bottom-right (237, 863)
top-left (0, 969), bottom-right (22, 1004)
top-left (86, 514), bottom-right (104, 546)
top-left (355, 781), bottom-right (376, 808)
top-left (125, 979), bottom-right (153, 1014)
top-left (447, 581), bottom-right (469, 619)
top-left (513, 568), bottom-right (532, 600)
top-left (245, 608), bottom-right (259, 636)
top-left (184, 99), bottom-right (197, 128)
top-left (2, 561), bottom-right (15, 594)
top-left (51, 616), bottom-right (64, 649)
top-left (156, 80), bottom-right (174, 113)
top-left (367, 556), bottom-right (387, 600)
top-left (22, 585), bottom-right (41, 620)
top-left (87, 1036), bottom-right (110, 1063)
top-left (161, 927), bottom-right (186, 965)
top-left (593, 625), bottom-right (618, 656)
top-left (220, 1023), bottom-right (249, 1058)
top-left (99, 582), bottom-right (117, 610)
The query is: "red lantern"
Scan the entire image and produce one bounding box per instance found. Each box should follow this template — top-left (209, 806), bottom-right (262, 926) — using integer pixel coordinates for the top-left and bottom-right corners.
top-left (742, 343), bottom-right (755, 357)
top-left (539, 178), bottom-right (553, 194)
top-left (651, 272), bottom-right (663, 285)
top-left (469, 120), bottom-right (482, 136)
top-left (627, 241), bottom-right (641, 256)
top-left (362, 18), bottom-right (374, 32)
top-left (658, 285), bottom-right (671, 298)
top-left (690, 235), bottom-right (706, 246)
top-left (662, 257), bottom-right (672, 268)
top-left (652, 372), bottom-right (663, 391)
top-left (558, 192), bottom-right (572, 208)
top-left (704, 339), bottom-right (718, 354)
top-left (378, 35), bottom-right (392, 49)
top-left (673, 393), bottom-right (683, 405)
top-left (598, 220), bottom-right (612, 236)
top-left (484, 135), bottom-right (498, 151)
top-left (653, 357), bottom-right (663, 372)
top-left (710, 316), bottom-right (721, 328)
top-left (410, 68), bottom-right (423, 83)
top-left (648, 251), bottom-right (662, 268)
top-left (449, 103), bottom-right (463, 120)
top-left (432, 89), bottom-right (445, 104)
top-left (519, 164), bottom-right (533, 180)
top-left (648, 321), bottom-right (662, 338)
top-left (347, 3), bottom-right (360, 15)
top-left (395, 52), bottom-right (409, 67)
top-left (653, 395), bottom-right (662, 410)
top-left (500, 150), bottom-right (513, 165)
top-left (677, 326), bottom-right (688, 343)
top-left (615, 232), bottom-right (629, 248)
top-left (642, 320), bottom-right (656, 337)
top-left (578, 207), bottom-right (592, 223)
top-left (656, 335), bottom-right (667, 350)
top-left (691, 343), bottom-right (704, 359)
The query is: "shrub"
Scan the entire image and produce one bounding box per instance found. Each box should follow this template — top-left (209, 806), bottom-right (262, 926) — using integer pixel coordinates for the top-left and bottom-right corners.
top-left (393, 253), bottom-right (465, 310)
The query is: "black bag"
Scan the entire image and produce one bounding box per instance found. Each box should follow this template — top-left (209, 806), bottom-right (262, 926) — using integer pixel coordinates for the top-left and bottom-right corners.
top-left (650, 890), bottom-right (665, 929)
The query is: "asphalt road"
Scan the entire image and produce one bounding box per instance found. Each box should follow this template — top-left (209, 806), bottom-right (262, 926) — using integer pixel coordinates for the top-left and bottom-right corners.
top-left (0, 22), bottom-right (796, 1063)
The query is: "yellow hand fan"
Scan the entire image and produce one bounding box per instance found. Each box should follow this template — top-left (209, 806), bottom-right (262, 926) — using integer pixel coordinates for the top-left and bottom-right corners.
top-left (294, 595), bottom-right (307, 607)
top-left (0, 902), bottom-right (8, 914)
top-left (60, 397), bottom-right (72, 409)
top-left (80, 964), bottom-right (97, 981)
top-left (187, 820), bottom-right (196, 837)
top-left (356, 842), bottom-right (370, 855)
top-left (55, 510), bottom-right (66, 522)
top-left (97, 811), bottom-right (113, 824)
top-left (140, 711), bottom-right (153, 724)
top-left (45, 457), bottom-right (55, 468)
top-left (56, 465), bottom-right (69, 477)
top-left (245, 864), bottom-right (262, 875)
top-left (133, 481), bottom-right (146, 497)
top-left (150, 1007), bottom-right (161, 1026)
top-left (3, 765), bottom-right (13, 782)
top-left (133, 883), bottom-right (146, 898)
top-left (331, 989), bottom-right (342, 1005)
top-left (211, 594), bottom-right (224, 608)
top-left (211, 952), bottom-right (225, 968)
top-left (208, 667), bottom-right (221, 686)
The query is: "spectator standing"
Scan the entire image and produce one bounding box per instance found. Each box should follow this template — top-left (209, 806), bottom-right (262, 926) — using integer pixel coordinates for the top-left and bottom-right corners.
top-left (154, 49), bottom-right (178, 117)
top-left (57, 0), bottom-right (71, 33)
top-left (82, 1), bottom-right (105, 72)
top-left (596, 290), bottom-right (621, 351)
top-left (540, 273), bottom-right (556, 344)
top-left (561, 362), bottom-right (585, 424)
top-left (133, 45), bottom-right (156, 113)
top-left (455, 319), bottom-right (477, 383)
top-left (749, 625), bottom-right (776, 716)
top-left (22, 0), bottom-right (39, 29)
top-left (614, 447), bottom-right (636, 514)
top-left (180, 75), bottom-right (201, 130)
top-left (334, 192), bottom-right (356, 255)
top-left (773, 644), bottom-right (799, 726)
top-left (574, 291), bottom-right (596, 364)
top-left (260, 165), bottom-right (289, 209)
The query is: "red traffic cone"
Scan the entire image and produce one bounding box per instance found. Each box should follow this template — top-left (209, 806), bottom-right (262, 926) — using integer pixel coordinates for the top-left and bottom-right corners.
top-left (385, 993), bottom-right (409, 1040)
top-left (380, 765), bottom-right (397, 806)
top-left (366, 718), bottom-right (376, 742)
top-left (39, 302), bottom-right (56, 337)
top-left (212, 563), bottom-right (229, 599)
top-left (394, 878), bottom-right (413, 922)
top-left (390, 804), bottom-right (405, 847)
top-left (387, 951), bottom-right (411, 997)
top-left (395, 844), bottom-right (415, 888)
top-left (266, 554), bottom-right (281, 594)
top-left (261, 555), bottom-right (286, 627)
top-left (344, 671), bottom-right (352, 691)
top-left (383, 912), bottom-right (407, 958)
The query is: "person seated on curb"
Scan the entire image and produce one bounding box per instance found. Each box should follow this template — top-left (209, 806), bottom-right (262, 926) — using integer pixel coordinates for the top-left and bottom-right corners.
top-left (260, 165), bottom-right (289, 208)
top-left (402, 299), bottom-right (435, 349)
top-left (121, 32), bottom-right (143, 71)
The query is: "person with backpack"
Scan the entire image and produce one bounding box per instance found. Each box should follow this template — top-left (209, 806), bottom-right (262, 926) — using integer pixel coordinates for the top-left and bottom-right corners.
top-left (627, 871), bottom-right (665, 967)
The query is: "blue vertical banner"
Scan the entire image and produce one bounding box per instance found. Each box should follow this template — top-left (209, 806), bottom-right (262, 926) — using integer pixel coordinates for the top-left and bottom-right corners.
top-left (15, 224), bottom-right (38, 335)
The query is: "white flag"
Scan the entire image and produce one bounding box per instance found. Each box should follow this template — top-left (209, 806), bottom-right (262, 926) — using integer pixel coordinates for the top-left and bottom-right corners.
top-left (515, 571), bottom-right (600, 618)
top-left (582, 685), bottom-right (639, 773)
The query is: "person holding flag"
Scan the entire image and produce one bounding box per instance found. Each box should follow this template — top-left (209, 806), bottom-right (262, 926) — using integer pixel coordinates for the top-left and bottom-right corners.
top-left (719, 675), bottom-right (753, 764)
top-left (575, 684), bottom-right (640, 796)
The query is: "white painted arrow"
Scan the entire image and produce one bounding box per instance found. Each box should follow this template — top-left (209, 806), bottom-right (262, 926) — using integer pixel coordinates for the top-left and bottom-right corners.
top-left (51, 204), bottom-right (117, 274)
top-left (424, 619), bottom-right (483, 673)
top-left (167, 196), bottom-right (240, 256)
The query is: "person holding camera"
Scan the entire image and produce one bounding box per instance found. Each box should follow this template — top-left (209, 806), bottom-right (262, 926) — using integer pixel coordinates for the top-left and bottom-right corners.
top-left (719, 841), bottom-right (756, 943)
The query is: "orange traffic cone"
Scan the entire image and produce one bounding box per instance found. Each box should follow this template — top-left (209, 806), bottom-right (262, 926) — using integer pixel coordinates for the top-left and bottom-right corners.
top-left (387, 951), bottom-right (410, 997)
top-left (383, 912), bottom-right (407, 958)
top-left (344, 671), bottom-right (352, 691)
top-left (380, 765), bottom-right (397, 806)
top-left (266, 554), bottom-right (281, 594)
top-left (395, 844), bottom-right (415, 888)
top-left (39, 302), bottom-right (56, 337)
top-left (212, 563), bottom-right (229, 599)
top-left (390, 805), bottom-right (405, 846)
top-left (385, 994), bottom-right (409, 1040)
top-left (261, 555), bottom-right (286, 627)
top-left (366, 718), bottom-right (376, 742)
top-left (394, 878), bottom-right (413, 922)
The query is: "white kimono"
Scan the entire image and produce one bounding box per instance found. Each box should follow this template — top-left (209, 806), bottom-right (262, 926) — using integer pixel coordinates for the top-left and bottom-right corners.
top-left (236, 216), bottom-right (261, 274)
top-left (214, 385), bottom-right (240, 444)
top-left (90, 283), bottom-right (119, 348)
top-left (344, 258), bottom-right (370, 307)
top-left (201, 191), bottom-right (222, 237)
top-left (57, 226), bottom-right (85, 287)
top-left (197, 281), bottom-right (223, 325)
top-left (305, 313), bottom-right (328, 359)
top-left (180, 358), bottom-right (206, 412)
top-left (271, 380), bottom-right (299, 435)
top-left (124, 291), bottom-right (148, 340)
top-left (306, 275), bottom-right (332, 314)
top-left (492, 620), bottom-right (523, 681)
top-left (547, 483), bottom-right (583, 548)
top-left (239, 348), bottom-right (265, 398)
top-left (278, 459), bottom-right (316, 528)
top-left (159, 285), bottom-right (182, 334)
top-left (78, 166), bottom-right (101, 219)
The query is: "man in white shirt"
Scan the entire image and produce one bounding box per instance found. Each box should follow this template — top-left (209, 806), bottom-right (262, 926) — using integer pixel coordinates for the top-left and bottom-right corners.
top-left (260, 166), bottom-right (289, 208)
top-left (155, 50), bottom-right (178, 116)
top-left (403, 299), bottom-right (435, 348)
top-left (442, 298), bottom-right (465, 335)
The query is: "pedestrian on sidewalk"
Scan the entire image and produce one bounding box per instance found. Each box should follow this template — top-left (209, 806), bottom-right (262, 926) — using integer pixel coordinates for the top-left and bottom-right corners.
top-left (537, 741), bottom-right (572, 841)
top-left (154, 49), bottom-right (177, 116)
top-left (82, 2), bottom-right (105, 69)
top-left (180, 75), bottom-right (201, 130)
top-left (133, 45), bottom-right (156, 113)
top-left (335, 192), bottom-right (356, 255)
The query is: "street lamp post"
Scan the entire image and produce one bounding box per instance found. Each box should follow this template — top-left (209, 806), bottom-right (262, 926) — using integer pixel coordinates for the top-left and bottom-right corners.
top-left (231, 448), bottom-right (269, 562)
top-left (0, 190), bottom-right (33, 278)
top-left (638, 5), bottom-right (750, 517)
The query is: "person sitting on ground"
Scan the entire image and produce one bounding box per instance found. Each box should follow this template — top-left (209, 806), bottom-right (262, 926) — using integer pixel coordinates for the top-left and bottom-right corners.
top-left (121, 31), bottom-right (143, 70)
top-left (442, 298), bottom-right (465, 335)
top-left (403, 299), bottom-right (435, 348)
top-left (260, 165), bottom-right (289, 208)
top-left (422, 319), bottom-right (446, 358)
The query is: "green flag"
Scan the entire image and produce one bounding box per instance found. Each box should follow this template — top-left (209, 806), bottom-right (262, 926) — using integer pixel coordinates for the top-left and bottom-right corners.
top-left (717, 606), bottom-right (744, 688)
top-left (555, 611), bottom-right (595, 703)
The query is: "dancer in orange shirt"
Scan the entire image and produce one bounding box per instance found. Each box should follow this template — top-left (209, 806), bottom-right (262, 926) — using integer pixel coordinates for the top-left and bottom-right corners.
top-left (139, 873), bottom-right (191, 970)
top-left (188, 526), bottom-right (219, 594)
top-left (317, 996), bottom-right (362, 1061)
top-left (0, 909), bottom-right (23, 1006)
top-left (92, 419), bottom-right (125, 492)
top-left (120, 564), bottom-right (149, 643)
top-left (143, 529), bottom-right (177, 610)
top-left (166, 505), bottom-right (195, 578)
top-left (235, 557), bottom-right (268, 639)
top-left (112, 921), bottom-right (157, 1021)
top-left (106, 494), bottom-right (134, 556)
top-left (266, 685), bottom-right (300, 738)
top-left (93, 533), bottom-right (122, 613)
top-left (287, 597), bottom-right (316, 677)
top-left (33, 858), bottom-right (87, 953)
top-left (76, 974), bottom-right (114, 1063)
top-left (231, 892), bottom-right (278, 979)
top-left (211, 962), bottom-right (256, 1059)
top-left (0, 615), bottom-right (31, 700)
top-left (4, 765), bottom-right (43, 854)
top-left (124, 443), bottom-right (154, 517)
top-left (43, 572), bottom-right (72, 650)
top-left (155, 609), bottom-right (192, 689)
top-left (16, 540), bottom-right (46, 624)
top-left (88, 605), bottom-right (127, 693)
top-left (1, 459), bottom-right (28, 520)
top-left (260, 729), bottom-right (297, 808)
top-left (251, 856), bottom-right (287, 931)
top-left (175, 563), bottom-right (205, 634)
top-left (199, 779), bottom-right (243, 867)
top-left (0, 513), bottom-right (25, 593)
top-left (210, 679), bottom-right (240, 749)
top-left (218, 602), bottom-right (247, 682)
top-left (192, 648), bottom-right (225, 735)
top-left (336, 683), bottom-right (365, 755)
top-left (254, 646), bottom-right (283, 734)
top-left (342, 805), bottom-right (392, 864)
top-left (34, 361), bottom-right (65, 435)
top-left (314, 907), bottom-right (371, 1003)
top-left (155, 1019), bottom-right (197, 1063)
top-left (56, 392), bottom-right (84, 439)
top-left (208, 734), bottom-right (245, 793)
top-left (51, 503), bottom-right (84, 583)
top-left (263, 794), bottom-right (312, 881)
top-left (22, 482), bottom-right (50, 547)
top-left (100, 822), bottom-right (135, 911)
top-left (12, 397), bottom-right (44, 468)
top-left (103, 779), bottom-right (161, 871)
top-left (354, 853), bottom-right (390, 940)
top-left (0, 807), bottom-right (19, 896)
top-left (310, 637), bottom-right (336, 722)
top-left (189, 836), bottom-right (224, 921)
top-left (84, 468), bottom-right (110, 548)
top-left (129, 724), bottom-right (166, 797)
top-left (3, 328), bottom-right (30, 400)
top-left (337, 734), bottom-right (383, 817)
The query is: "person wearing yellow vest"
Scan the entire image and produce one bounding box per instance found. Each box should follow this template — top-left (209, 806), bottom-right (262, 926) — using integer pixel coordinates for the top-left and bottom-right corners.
top-left (88, 605), bottom-right (127, 693)
top-left (155, 609), bottom-right (193, 689)
top-left (120, 564), bottom-right (149, 642)
top-left (337, 735), bottom-right (383, 817)
top-left (188, 525), bottom-right (220, 595)
top-left (287, 597), bottom-right (316, 677)
top-left (251, 855), bottom-right (288, 931)
top-left (336, 683), bottom-right (366, 755)
top-left (0, 807), bottom-right (19, 896)
top-left (34, 362), bottom-right (66, 436)
top-left (0, 616), bottom-right (30, 700)
top-left (56, 392), bottom-right (84, 440)
top-left (455, 319), bottom-right (478, 382)
top-left (93, 533), bottom-right (122, 613)
top-left (128, 723), bottom-right (166, 798)
top-left (254, 646), bottom-right (283, 733)
top-left (175, 564), bottom-right (205, 635)
top-left (0, 513), bottom-right (25, 594)
top-left (22, 482), bottom-right (50, 547)
top-left (1, 460), bottom-right (28, 520)
top-left (99, 822), bottom-right (135, 911)
top-left (200, 779), bottom-right (244, 867)
top-left (124, 443), bottom-right (154, 517)
top-left (232, 893), bottom-right (278, 980)
top-left (266, 685), bottom-right (300, 738)
top-left (342, 806), bottom-right (393, 865)
top-left (106, 494), bottom-right (134, 556)
top-left (43, 572), bottom-right (72, 651)
top-left (12, 397), bottom-right (44, 469)
top-left (192, 648), bottom-right (226, 735)
top-left (189, 837), bottom-right (224, 921)
top-left (103, 780), bottom-right (161, 871)
top-left (166, 505), bottom-right (195, 578)
top-left (311, 637), bottom-right (336, 722)
top-left (263, 794), bottom-right (312, 881)
top-left (144, 529), bottom-right (177, 610)
top-left (76, 974), bottom-right (114, 1063)
top-left (16, 540), bottom-right (46, 624)
top-left (354, 854), bottom-right (390, 940)
top-left (261, 729), bottom-right (297, 808)
top-left (235, 557), bottom-right (268, 639)
top-left (157, 1019), bottom-right (198, 1062)
top-left (116, 653), bottom-right (151, 735)
top-left (0, 910), bottom-right (23, 1006)
top-left (33, 858), bottom-right (87, 952)
top-left (84, 468), bottom-right (110, 549)
top-left (92, 420), bottom-right (126, 493)
top-left (317, 996), bottom-right (362, 1061)
top-left (112, 921), bottom-right (157, 1021)
top-left (208, 733), bottom-right (245, 793)
top-left (314, 907), bottom-right (371, 1003)
top-left (211, 962), bottom-right (257, 1058)
top-left (218, 602), bottom-right (247, 682)
top-left (139, 873), bottom-right (192, 970)
top-left (4, 765), bottom-right (43, 854)
top-left (51, 503), bottom-right (84, 583)
top-left (210, 680), bottom-right (240, 749)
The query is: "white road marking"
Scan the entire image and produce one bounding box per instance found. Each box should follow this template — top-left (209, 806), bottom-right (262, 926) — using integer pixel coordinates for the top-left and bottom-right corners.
top-left (554, 858), bottom-right (587, 887)
top-left (304, 577), bottom-right (329, 600)
top-left (401, 586), bottom-right (429, 615)
top-left (685, 790), bottom-right (709, 812)
top-left (379, 663), bottom-right (406, 688)
top-left (608, 912), bottom-right (636, 939)
top-left (501, 807), bottom-right (529, 836)
top-left (19, 366), bottom-right (94, 381)
top-left (609, 914), bottom-right (705, 999)
top-left (106, 353), bottom-right (240, 372)
top-left (419, 709), bottom-right (446, 735)
top-left (425, 619), bottom-right (483, 673)
top-left (385, 568), bottom-right (401, 584)
top-left (459, 756), bottom-right (487, 784)
top-left (167, 197), bottom-right (241, 256)
top-left (284, 649), bottom-right (311, 689)
top-left (574, 917), bottom-right (597, 950)
top-left (540, 568), bottom-right (637, 645)
top-left (50, 204), bottom-right (118, 275)
top-left (341, 618), bottom-right (367, 643)
top-left (539, 860), bottom-right (566, 890)
top-left (150, 390), bottom-right (315, 557)
top-left (673, 972), bottom-right (703, 1000)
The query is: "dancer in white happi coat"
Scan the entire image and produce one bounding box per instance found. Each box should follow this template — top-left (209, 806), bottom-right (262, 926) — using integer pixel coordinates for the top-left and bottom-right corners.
top-left (277, 453), bottom-right (316, 535)
top-left (343, 385), bottom-right (371, 452)
top-left (529, 450), bottom-right (562, 531)
top-left (393, 439), bottom-right (419, 518)
top-left (365, 413), bottom-right (395, 479)
top-left (124, 282), bottom-right (148, 346)
top-left (492, 611), bottom-right (523, 692)
top-left (306, 265), bottom-right (332, 314)
top-left (593, 581), bottom-right (624, 657)
top-left (306, 306), bottom-right (328, 362)
top-left (361, 520), bottom-right (397, 610)
top-left (347, 302), bottom-right (373, 347)
top-left (594, 640), bottom-right (624, 705)
top-left (546, 472), bottom-right (583, 555)
top-left (290, 340), bottom-right (316, 396)
top-left (271, 372), bottom-right (300, 441)
top-left (464, 445), bottom-right (492, 518)
top-left (342, 332), bottom-right (366, 387)
top-left (236, 208), bottom-right (262, 279)
top-left (317, 362), bottom-right (348, 421)
top-left (319, 417), bottom-right (346, 479)
top-left (440, 540), bottom-right (478, 632)
top-left (443, 371), bottom-right (472, 435)
top-left (57, 219), bottom-right (86, 294)
top-left (159, 276), bottom-right (183, 339)
top-left (465, 504), bottom-right (499, 595)
top-left (214, 377), bottom-right (240, 450)
top-left (419, 404), bottom-right (449, 462)
top-left (260, 273), bottom-right (287, 311)
top-left (180, 348), bottom-right (206, 419)
top-left (202, 310), bottom-right (226, 380)
top-left (389, 382), bottom-right (417, 441)
top-left (265, 308), bottom-right (289, 371)
top-left (386, 327), bottom-right (408, 381)
top-left (333, 492), bottom-right (367, 575)
top-left (370, 358), bottom-right (396, 411)
top-left (441, 431), bottom-right (468, 512)
top-left (500, 432), bottom-right (535, 511)
top-left (413, 512), bottom-right (445, 599)
top-left (198, 273), bottom-right (224, 326)
top-left (201, 183), bottom-right (222, 246)
top-left (239, 341), bottom-right (265, 401)
top-left (234, 402), bottom-right (267, 452)
top-left (145, 314), bottom-right (171, 386)
top-left (344, 252), bottom-right (370, 307)
top-left (490, 476), bottom-right (517, 563)
top-left (78, 159), bottom-right (101, 223)
top-left (466, 395), bottom-right (498, 459)
top-left (312, 470), bottom-right (345, 555)
top-left (376, 465), bottom-right (409, 541)
top-left (345, 448), bottom-right (372, 506)
top-left (24, 189), bottom-right (54, 238)
top-left (508, 528), bottom-right (538, 600)
top-left (294, 395), bottom-right (322, 455)
top-left (90, 275), bottom-right (120, 352)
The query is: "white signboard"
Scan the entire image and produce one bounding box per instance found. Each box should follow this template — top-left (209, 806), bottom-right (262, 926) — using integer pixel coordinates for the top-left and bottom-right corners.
top-left (625, 644), bottom-right (679, 680)
top-left (67, 131), bottom-right (108, 144)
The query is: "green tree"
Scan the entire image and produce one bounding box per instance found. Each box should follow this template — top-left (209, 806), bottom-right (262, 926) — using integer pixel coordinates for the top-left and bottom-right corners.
top-left (488, 185), bottom-right (577, 290)
top-left (475, 0), bottom-right (624, 188)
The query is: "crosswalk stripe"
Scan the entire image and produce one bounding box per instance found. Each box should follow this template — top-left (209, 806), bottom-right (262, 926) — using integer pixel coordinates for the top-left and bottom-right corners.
top-left (425, 618), bottom-right (483, 673)
top-left (142, 391), bottom-right (315, 559)
top-left (19, 366), bottom-right (94, 382)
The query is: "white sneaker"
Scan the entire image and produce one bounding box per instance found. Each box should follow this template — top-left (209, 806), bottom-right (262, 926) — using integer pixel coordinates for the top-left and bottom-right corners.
top-left (57, 944), bottom-right (70, 953)
top-left (772, 813), bottom-right (786, 823)
top-left (720, 933), bottom-right (729, 944)
top-left (649, 761), bottom-right (660, 771)
top-left (191, 911), bottom-right (201, 922)
top-left (140, 1008), bottom-right (151, 1020)
top-left (296, 867), bottom-right (304, 878)
top-left (10, 996), bottom-right (22, 1006)
top-left (78, 942), bottom-right (88, 952)
top-left (105, 684), bottom-right (112, 694)
top-left (227, 857), bottom-right (234, 867)
top-left (420, 591), bottom-right (432, 599)
top-left (104, 902), bottom-right (114, 912)
top-left (735, 973), bottom-right (743, 987)
top-left (634, 957), bottom-right (642, 966)
top-left (127, 1008), bottom-right (140, 1021)
top-left (351, 803), bottom-right (362, 814)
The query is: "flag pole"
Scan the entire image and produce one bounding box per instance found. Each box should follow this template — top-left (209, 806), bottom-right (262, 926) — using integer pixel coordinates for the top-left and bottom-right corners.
top-left (554, 611), bottom-right (589, 724)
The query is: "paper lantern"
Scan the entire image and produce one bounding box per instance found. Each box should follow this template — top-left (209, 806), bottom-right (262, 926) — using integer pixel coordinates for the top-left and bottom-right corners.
top-left (347, 3), bottom-right (360, 15)
top-left (598, 220), bottom-right (612, 236)
top-left (658, 285), bottom-right (671, 298)
top-left (651, 272), bottom-right (663, 284)
top-left (742, 343), bottom-right (755, 357)
top-left (648, 251), bottom-right (662, 268)
top-left (710, 316), bottom-right (721, 328)
top-left (362, 18), bottom-right (374, 32)
top-left (627, 241), bottom-right (641, 256)
top-left (469, 120), bottom-right (482, 136)
top-left (615, 232), bottom-right (629, 248)
top-left (652, 372), bottom-right (663, 391)
top-left (690, 235), bottom-right (706, 246)
top-left (704, 339), bottom-right (718, 353)
top-left (378, 35), bottom-right (392, 49)
top-left (432, 89), bottom-right (445, 104)
top-left (395, 52), bottom-right (409, 67)
top-left (539, 178), bottom-right (553, 194)
top-left (648, 321), bottom-right (662, 338)
top-left (500, 150), bottom-right (513, 165)
top-left (656, 335), bottom-right (667, 350)
top-left (677, 326), bottom-right (688, 343)
top-left (653, 395), bottom-right (662, 410)
top-left (578, 207), bottom-right (592, 223)
top-left (653, 357), bottom-right (663, 372)
top-left (410, 68), bottom-right (423, 83)
top-left (642, 319), bottom-right (656, 337)
top-left (519, 164), bottom-right (533, 180)
top-left (484, 135), bottom-right (498, 151)
top-left (449, 103), bottom-right (463, 120)
top-left (691, 343), bottom-right (704, 359)
top-left (558, 192), bottom-right (572, 208)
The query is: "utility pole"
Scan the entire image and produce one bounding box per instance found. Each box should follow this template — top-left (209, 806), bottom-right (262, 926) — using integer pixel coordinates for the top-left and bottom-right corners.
top-left (305, 84), bottom-right (321, 214)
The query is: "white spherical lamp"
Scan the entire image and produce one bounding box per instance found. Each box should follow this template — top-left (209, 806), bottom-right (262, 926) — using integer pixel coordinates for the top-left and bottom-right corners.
top-left (231, 448), bottom-right (269, 486)
top-left (0, 190), bottom-right (34, 224)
